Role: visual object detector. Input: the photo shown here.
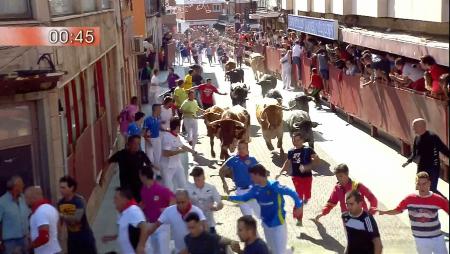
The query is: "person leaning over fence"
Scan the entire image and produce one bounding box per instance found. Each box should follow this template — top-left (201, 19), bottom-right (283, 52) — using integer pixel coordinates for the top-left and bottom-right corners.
top-left (307, 68), bottom-right (324, 110)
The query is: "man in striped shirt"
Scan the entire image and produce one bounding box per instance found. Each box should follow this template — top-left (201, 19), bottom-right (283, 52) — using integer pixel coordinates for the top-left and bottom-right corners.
top-left (379, 172), bottom-right (449, 254)
top-left (342, 190), bottom-right (382, 254)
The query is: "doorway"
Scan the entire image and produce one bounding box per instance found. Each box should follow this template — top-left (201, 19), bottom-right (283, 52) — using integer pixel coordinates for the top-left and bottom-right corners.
top-left (0, 102), bottom-right (39, 195)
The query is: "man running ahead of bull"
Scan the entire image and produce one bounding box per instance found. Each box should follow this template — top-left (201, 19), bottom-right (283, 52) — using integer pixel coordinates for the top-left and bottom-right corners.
top-left (219, 140), bottom-right (261, 218)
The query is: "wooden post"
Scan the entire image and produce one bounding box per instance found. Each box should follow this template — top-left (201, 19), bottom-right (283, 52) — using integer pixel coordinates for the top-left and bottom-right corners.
top-left (330, 103), bottom-right (336, 112)
top-left (400, 140), bottom-right (411, 157)
top-left (370, 125), bottom-right (378, 138)
top-left (347, 114), bottom-right (353, 123)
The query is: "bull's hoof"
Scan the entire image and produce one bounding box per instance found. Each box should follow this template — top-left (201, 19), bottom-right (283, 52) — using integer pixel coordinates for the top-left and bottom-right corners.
top-left (267, 143), bottom-right (274, 151)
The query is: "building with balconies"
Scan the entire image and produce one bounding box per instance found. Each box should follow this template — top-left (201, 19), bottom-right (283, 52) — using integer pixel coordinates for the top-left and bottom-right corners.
top-left (175, 0), bottom-right (227, 33)
top-left (0, 0), bottom-right (129, 222)
top-left (282, 0), bottom-right (449, 66)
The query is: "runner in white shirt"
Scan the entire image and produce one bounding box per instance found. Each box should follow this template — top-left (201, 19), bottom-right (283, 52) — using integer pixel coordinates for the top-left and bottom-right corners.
top-left (160, 97), bottom-right (175, 131)
top-left (150, 69), bottom-right (162, 104)
top-left (145, 189), bottom-right (207, 253)
top-left (24, 186), bottom-right (61, 254)
top-left (186, 167), bottom-right (224, 234)
top-left (102, 187), bottom-right (148, 254)
top-left (161, 118), bottom-right (196, 191)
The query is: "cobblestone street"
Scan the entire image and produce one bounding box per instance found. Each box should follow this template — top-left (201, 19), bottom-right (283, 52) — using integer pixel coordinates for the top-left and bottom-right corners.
top-left (94, 60), bottom-right (448, 254)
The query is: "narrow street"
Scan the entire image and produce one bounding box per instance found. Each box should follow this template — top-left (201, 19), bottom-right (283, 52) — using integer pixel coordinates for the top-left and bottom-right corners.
top-left (93, 59), bottom-right (449, 253)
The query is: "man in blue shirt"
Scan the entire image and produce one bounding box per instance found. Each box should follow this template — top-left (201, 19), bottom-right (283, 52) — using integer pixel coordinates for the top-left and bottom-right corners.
top-left (224, 164), bottom-right (303, 254)
top-left (0, 176), bottom-right (30, 254)
top-left (219, 141), bottom-right (260, 218)
top-left (144, 104), bottom-right (163, 168)
top-left (127, 111), bottom-right (145, 137)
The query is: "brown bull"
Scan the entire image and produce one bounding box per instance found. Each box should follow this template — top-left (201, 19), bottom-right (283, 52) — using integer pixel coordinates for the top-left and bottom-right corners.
top-left (202, 105), bottom-right (225, 158)
top-left (225, 61), bottom-right (237, 72)
top-left (208, 105), bottom-right (250, 160)
top-left (256, 98), bottom-right (285, 154)
top-left (249, 53), bottom-right (265, 81)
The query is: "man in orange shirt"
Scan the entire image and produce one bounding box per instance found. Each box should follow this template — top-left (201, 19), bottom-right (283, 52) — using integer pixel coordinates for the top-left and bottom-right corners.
top-left (307, 68), bottom-right (323, 110)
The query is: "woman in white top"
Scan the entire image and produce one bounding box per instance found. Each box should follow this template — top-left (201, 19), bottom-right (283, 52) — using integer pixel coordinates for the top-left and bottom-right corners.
top-left (150, 69), bottom-right (162, 104)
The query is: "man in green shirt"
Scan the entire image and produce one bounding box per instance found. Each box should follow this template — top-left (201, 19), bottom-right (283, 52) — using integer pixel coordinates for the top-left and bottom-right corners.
top-left (181, 90), bottom-right (204, 149)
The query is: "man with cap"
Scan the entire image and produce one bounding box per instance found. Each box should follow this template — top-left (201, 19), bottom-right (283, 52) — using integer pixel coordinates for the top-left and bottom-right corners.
top-left (186, 167), bottom-right (223, 234)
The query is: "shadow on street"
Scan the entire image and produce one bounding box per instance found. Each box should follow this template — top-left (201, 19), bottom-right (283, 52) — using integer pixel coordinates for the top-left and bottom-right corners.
top-left (298, 220), bottom-right (345, 254)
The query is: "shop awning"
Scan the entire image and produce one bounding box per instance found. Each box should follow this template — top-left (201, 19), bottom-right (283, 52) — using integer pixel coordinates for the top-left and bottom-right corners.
top-left (340, 27), bottom-right (449, 66)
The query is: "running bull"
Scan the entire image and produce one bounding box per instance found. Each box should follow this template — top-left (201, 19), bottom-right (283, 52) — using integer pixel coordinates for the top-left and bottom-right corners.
top-left (230, 83), bottom-right (249, 107)
top-left (257, 74), bottom-right (277, 97)
top-left (288, 92), bottom-right (313, 113)
top-left (202, 105), bottom-right (225, 158)
top-left (287, 110), bottom-right (319, 149)
top-left (256, 98), bottom-right (287, 154)
top-left (226, 68), bottom-right (245, 84)
top-left (208, 105), bottom-right (250, 160)
top-left (249, 53), bottom-right (265, 81)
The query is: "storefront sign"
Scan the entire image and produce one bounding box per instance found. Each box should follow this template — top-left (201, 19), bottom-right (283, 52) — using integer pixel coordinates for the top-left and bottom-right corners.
top-left (288, 15), bottom-right (338, 40)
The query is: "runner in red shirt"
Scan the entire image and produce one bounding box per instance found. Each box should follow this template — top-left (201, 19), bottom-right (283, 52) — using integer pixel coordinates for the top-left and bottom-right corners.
top-left (307, 68), bottom-right (324, 109)
top-left (191, 78), bottom-right (227, 109)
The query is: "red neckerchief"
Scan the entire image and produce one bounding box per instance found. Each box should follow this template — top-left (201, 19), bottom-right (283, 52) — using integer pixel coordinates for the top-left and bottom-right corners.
top-left (31, 199), bottom-right (51, 214)
top-left (170, 131), bottom-right (178, 137)
top-left (177, 202), bottom-right (192, 218)
top-left (120, 199), bottom-right (138, 213)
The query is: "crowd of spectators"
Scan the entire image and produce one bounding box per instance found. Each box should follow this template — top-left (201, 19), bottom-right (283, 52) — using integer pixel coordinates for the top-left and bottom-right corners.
top-left (222, 26), bottom-right (449, 101)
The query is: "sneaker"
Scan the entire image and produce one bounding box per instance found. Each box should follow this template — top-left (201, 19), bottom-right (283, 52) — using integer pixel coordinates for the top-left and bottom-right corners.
top-left (296, 220), bottom-right (303, 227)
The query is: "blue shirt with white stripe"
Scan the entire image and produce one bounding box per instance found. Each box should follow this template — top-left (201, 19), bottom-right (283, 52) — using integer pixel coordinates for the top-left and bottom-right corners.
top-left (228, 180), bottom-right (303, 227)
top-left (127, 122), bottom-right (142, 136)
top-left (225, 155), bottom-right (258, 189)
top-left (143, 116), bottom-right (161, 138)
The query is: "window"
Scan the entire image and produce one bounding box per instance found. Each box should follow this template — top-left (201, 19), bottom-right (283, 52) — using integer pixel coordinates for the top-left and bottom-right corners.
top-left (49, 0), bottom-right (75, 16)
top-left (102, 0), bottom-right (111, 9)
top-left (0, 105), bottom-right (32, 141)
top-left (212, 4), bottom-right (222, 12)
top-left (0, 0), bottom-right (32, 19)
top-left (61, 74), bottom-right (88, 154)
top-left (81, 0), bottom-right (96, 12)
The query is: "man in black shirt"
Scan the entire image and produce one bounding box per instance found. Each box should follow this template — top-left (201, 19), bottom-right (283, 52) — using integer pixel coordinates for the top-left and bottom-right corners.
top-left (109, 135), bottom-right (151, 201)
top-left (402, 118), bottom-right (449, 196)
top-left (342, 190), bottom-right (382, 254)
top-left (233, 215), bottom-right (270, 254)
top-left (182, 212), bottom-right (238, 254)
top-left (58, 176), bottom-right (97, 254)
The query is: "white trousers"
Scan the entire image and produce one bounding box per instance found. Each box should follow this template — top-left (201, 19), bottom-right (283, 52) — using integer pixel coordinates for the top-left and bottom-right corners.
top-left (161, 164), bottom-right (186, 192)
top-left (282, 67), bottom-right (292, 89)
top-left (263, 223), bottom-right (288, 254)
top-left (146, 224), bottom-right (170, 254)
top-left (415, 235), bottom-right (448, 254)
top-left (183, 118), bottom-right (198, 149)
top-left (236, 188), bottom-right (261, 218)
top-left (145, 137), bottom-right (162, 167)
top-left (149, 85), bottom-right (161, 104)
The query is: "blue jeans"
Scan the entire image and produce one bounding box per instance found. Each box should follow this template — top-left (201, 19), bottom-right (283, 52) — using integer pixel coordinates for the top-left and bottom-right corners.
top-left (292, 57), bottom-right (302, 80)
top-left (4, 237), bottom-right (27, 254)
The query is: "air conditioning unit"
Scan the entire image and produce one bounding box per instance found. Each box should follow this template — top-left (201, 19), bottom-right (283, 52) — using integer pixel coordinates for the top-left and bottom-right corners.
top-left (132, 36), bottom-right (144, 53)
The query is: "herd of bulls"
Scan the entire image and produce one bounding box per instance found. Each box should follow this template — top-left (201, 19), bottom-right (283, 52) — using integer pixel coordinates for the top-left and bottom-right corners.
top-left (201, 88), bottom-right (319, 161)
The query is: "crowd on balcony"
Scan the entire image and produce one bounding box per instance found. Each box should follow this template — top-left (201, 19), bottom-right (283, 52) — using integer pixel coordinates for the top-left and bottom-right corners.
top-left (229, 28), bottom-right (449, 101)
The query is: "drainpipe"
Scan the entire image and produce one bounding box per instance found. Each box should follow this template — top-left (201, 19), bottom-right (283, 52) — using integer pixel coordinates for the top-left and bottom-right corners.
top-left (118, 0), bottom-right (129, 105)
top-left (58, 99), bottom-right (68, 175)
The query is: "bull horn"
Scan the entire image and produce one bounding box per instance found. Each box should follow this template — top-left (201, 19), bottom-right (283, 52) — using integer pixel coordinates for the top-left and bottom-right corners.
top-left (202, 112), bottom-right (222, 118)
top-left (208, 119), bottom-right (245, 128)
